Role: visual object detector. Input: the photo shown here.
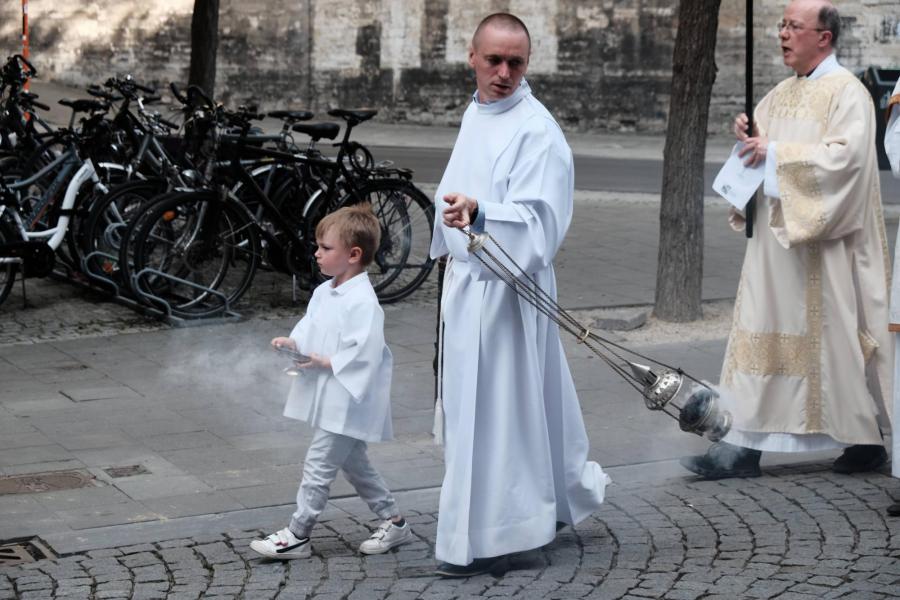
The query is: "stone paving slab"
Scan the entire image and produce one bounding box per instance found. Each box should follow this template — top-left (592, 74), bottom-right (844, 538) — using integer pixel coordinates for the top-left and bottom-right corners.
top-left (1, 463), bottom-right (898, 599)
top-left (0, 319), bottom-right (737, 542)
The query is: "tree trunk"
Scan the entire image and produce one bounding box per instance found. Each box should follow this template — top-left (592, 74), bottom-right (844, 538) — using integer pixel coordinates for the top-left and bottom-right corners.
top-left (653, 0), bottom-right (722, 322)
top-left (188, 0), bottom-right (219, 98)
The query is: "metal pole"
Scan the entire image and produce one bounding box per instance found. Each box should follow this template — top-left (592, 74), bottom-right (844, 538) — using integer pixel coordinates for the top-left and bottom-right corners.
top-left (744, 0), bottom-right (754, 238)
top-left (22, 0), bottom-right (30, 91)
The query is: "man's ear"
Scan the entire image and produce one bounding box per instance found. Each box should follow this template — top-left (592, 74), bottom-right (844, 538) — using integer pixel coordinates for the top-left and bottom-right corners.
top-left (468, 44), bottom-right (476, 69)
top-left (348, 246), bottom-right (363, 264)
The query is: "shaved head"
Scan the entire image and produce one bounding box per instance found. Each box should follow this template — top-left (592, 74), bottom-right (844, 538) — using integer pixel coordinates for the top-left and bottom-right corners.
top-left (472, 12), bottom-right (531, 52)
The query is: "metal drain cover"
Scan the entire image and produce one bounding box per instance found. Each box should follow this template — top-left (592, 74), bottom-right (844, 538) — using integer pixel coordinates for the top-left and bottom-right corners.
top-left (0, 470), bottom-right (96, 495)
top-left (103, 464), bottom-right (150, 478)
top-left (0, 538), bottom-right (55, 566)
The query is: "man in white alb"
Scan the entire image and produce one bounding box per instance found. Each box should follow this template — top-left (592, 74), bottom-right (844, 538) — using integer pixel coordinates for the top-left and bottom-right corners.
top-left (682, 0), bottom-right (893, 480)
top-left (430, 12), bottom-right (610, 577)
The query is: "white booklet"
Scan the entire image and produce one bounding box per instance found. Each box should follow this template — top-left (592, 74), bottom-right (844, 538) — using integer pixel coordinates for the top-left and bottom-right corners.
top-left (712, 143), bottom-right (766, 210)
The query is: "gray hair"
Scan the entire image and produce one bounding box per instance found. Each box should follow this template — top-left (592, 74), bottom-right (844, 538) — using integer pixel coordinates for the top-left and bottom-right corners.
top-left (818, 4), bottom-right (840, 47)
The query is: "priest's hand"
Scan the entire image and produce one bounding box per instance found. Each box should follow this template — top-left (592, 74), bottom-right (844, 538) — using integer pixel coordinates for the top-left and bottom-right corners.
top-left (443, 193), bottom-right (478, 229)
top-left (734, 112), bottom-right (769, 167)
top-left (737, 136), bottom-right (769, 168)
top-left (296, 352), bottom-right (331, 370)
top-left (733, 113), bottom-right (758, 141)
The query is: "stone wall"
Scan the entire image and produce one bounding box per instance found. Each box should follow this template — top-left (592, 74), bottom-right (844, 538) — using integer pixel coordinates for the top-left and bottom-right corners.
top-left (2, 0), bottom-right (899, 132)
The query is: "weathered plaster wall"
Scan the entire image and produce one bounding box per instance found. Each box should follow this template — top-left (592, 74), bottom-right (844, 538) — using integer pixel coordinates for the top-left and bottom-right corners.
top-left (2, 0), bottom-right (899, 132)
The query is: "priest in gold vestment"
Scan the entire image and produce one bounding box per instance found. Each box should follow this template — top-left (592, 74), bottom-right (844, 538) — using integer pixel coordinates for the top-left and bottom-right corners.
top-left (682, 0), bottom-right (893, 479)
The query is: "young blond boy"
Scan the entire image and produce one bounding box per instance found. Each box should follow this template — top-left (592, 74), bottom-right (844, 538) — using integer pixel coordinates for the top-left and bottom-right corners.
top-left (250, 205), bottom-right (412, 559)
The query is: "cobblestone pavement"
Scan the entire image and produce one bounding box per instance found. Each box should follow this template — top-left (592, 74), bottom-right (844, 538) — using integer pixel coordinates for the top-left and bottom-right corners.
top-left (2, 464), bottom-right (898, 600)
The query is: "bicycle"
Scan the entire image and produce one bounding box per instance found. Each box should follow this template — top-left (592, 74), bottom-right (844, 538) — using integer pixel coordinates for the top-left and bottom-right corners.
top-left (123, 106), bottom-right (434, 318)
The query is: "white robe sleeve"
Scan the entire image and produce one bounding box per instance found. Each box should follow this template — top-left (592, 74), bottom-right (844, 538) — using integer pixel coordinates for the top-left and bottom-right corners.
top-left (886, 79), bottom-right (900, 179)
top-left (474, 123), bottom-right (573, 280)
top-left (328, 299), bottom-right (386, 403)
top-left (289, 287), bottom-right (321, 352)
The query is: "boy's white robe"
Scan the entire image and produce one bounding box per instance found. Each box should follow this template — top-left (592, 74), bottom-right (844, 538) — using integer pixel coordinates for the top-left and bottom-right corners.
top-left (285, 273), bottom-right (393, 443)
top-left (430, 80), bottom-right (609, 566)
top-left (886, 77), bottom-right (900, 478)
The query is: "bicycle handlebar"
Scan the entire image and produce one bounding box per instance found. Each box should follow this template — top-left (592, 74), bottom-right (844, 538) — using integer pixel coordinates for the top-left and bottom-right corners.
top-left (23, 95), bottom-right (49, 111)
top-left (169, 82), bottom-right (187, 104)
top-left (10, 54), bottom-right (37, 78)
top-left (103, 76), bottom-right (157, 100)
top-left (237, 105), bottom-right (266, 122)
top-left (133, 81), bottom-right (155, 94)
top-left (17, 91), bottom-right (50, 111)
top-left (221, 138), bottom-right (306, 163)
top-left (88, 85), bottom-right (123, 102)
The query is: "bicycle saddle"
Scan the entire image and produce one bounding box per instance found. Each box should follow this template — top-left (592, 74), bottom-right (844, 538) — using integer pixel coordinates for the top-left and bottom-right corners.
top-left (19, 92), bottom-right (49, 111)
top-left (291, 122), bottom-right (340, 141)
top-left (59, 98), bottom-right (108, 113)
top-left (269, 110), bottom-right (314, 122)
top-left (327, 108), bottom-right (377, 123)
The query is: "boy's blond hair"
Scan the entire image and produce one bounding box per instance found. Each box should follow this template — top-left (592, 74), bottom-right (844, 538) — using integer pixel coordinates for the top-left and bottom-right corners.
top-left (315, 204), bottom-right (381, 266)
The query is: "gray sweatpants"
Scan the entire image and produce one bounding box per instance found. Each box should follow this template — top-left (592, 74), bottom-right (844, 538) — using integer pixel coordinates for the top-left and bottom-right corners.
top-left (289, 427), bottom-right (399, 538)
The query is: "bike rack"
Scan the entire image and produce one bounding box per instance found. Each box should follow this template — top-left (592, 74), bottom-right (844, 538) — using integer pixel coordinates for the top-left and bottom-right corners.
top-left (131, 267), bottom-right (242, 325)
top-left (79, 251), bottom-right (123, 297)
top-left (75, 250), bottom-right (242, 326)
top-left (0, 255), bottom-right (28, 308)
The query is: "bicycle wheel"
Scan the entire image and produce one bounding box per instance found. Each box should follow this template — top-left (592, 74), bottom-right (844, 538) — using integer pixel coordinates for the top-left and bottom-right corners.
top-left (262, 169), bottom-right (327, 288)
top-left (0, 152), bottom-right (21, 183)
top-left (0, 216), bottom-right (18, 307)
top-left (131, 191), bottom-right (259, 318)
top-left (337, 179), bottom-right (435, 303)
top-left (81, 178), bottom-right (167, 286)
top-left (61, 162), bottom-right (129, 273)
top-left (116, 189), bottom-right (188, 301)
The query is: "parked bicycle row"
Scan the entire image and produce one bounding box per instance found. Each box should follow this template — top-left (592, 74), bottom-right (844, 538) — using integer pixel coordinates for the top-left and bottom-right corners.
top-left (0, 54), bottom-right (435, 320)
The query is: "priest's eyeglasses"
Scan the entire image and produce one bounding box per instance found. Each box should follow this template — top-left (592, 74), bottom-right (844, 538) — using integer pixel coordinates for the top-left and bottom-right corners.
top-left (776, 20), bottom-right (826, 34)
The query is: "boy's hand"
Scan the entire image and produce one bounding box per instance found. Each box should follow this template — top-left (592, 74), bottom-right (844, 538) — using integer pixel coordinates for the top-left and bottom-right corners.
top-left (271, 337), bottom-right (297, 351)
top-left (297, 352), bottom-right (331, 370)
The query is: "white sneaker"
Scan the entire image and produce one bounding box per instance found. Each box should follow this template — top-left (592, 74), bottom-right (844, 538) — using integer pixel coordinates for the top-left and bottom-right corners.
top-left (359, 519), bottom-right (413, 555)
top-left (249, 528), bottom-right (312, 560)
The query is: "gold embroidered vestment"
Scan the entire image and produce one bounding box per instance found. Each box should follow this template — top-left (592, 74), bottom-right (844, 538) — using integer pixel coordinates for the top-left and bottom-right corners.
top-left (721, 69), bottom-right (892, 445)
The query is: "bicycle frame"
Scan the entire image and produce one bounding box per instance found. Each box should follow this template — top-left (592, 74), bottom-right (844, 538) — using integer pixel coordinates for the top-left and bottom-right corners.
top-left (4, 153), bottom-right (124, 251)
top-left (232, 132), bottom-right (370, 215)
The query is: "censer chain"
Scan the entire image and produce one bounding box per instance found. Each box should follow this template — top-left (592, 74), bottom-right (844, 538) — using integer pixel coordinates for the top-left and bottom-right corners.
top-left (465, 232), bottom-right (673, 398)
top-left (470, 231), bottom-right (687, 373)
